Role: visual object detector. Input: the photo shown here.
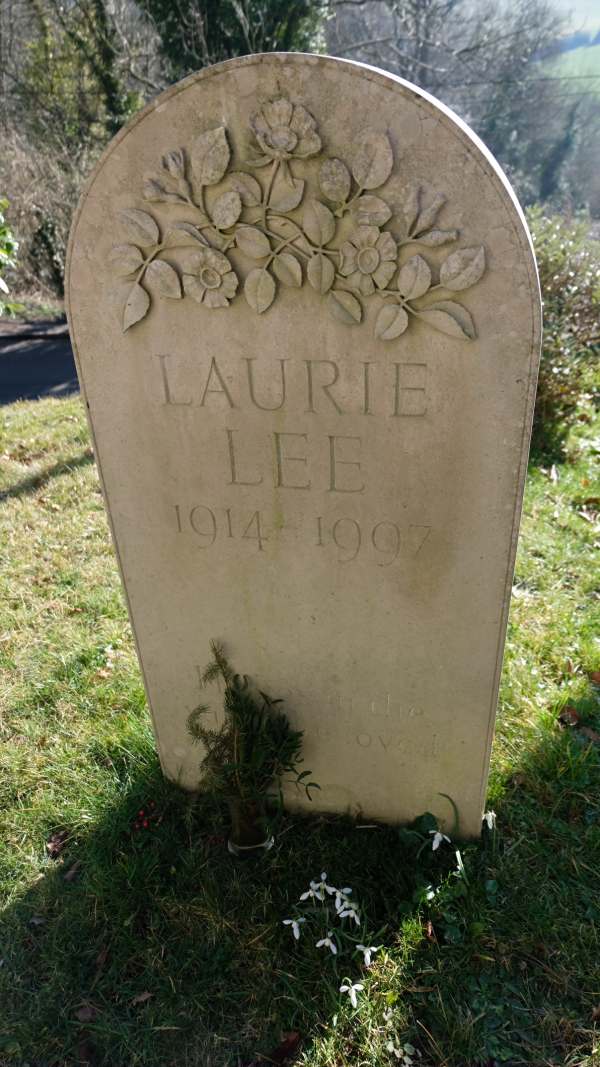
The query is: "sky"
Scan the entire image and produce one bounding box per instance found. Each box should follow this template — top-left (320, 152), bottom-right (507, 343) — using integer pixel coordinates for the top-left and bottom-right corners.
top-left (566, 0), bottom-right (600, 32)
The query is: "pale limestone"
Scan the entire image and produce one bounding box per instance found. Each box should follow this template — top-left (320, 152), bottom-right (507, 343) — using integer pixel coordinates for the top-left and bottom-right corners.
top-left (66, 54), bottom-right (541, 837)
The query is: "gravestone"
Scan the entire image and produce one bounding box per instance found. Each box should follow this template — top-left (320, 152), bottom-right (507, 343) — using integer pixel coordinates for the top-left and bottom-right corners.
top-left (67, 54), bottom-right (541, 837)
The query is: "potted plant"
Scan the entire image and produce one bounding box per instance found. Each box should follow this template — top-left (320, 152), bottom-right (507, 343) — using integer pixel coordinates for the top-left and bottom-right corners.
top-left (187, 641), bottom-right (318, 856)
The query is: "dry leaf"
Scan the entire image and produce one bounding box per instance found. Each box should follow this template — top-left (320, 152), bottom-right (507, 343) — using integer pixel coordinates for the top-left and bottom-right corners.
top-left (131, 990), bottom-right (153, 1006)
top-left (589, 671), bottom-right (600, 686)
top-left (558, 706), bottom-right (580, 727)
top-left (46, 829), bottom-right (69, 859)
top-left (75, 1004), bottom-right (99, 1023)
top-left (64, 860), bottom-right (82, 882)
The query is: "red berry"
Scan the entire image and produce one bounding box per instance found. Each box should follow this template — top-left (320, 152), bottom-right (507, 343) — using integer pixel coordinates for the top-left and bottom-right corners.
top-left (138, 809), bottom-right (144, 817)
top-left (143, 820), bottom-right (149, 828)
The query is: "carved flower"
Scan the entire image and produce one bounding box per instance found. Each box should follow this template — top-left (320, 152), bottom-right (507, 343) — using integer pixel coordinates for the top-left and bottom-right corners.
top-left (182, 249), bottom-right (238, 308)
top-left (250, 99), bottom-right (321, 163)
top-left (340, 226), bottom-right (397, 296)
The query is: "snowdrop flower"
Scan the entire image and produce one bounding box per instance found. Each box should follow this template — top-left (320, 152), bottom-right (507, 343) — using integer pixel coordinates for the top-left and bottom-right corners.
top-left (483, 810), bottom-right (496, 830)
top-left (334, 887), bottom-right (353, 912)
top-left (316, 931), bottom-right (337, 955)
top-left (429, 830), bottom-right (451, 851)
top-left (455, 849), bottom-right (465, 875)
top-left (282, 917), bottom-right (305, 940)
top-left (338, 904), bottom-right (360, 926)
top-left (357, 943), bottom-right (379, 966)
top-left (301, 872), bottom-right (334, 902)
top-left (425, 885), bottom-right (436, 901)
top-left (340, 981), bottom-right (363, 1008)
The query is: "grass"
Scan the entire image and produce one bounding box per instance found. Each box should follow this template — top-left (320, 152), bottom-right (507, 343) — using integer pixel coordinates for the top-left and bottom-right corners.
top-left (1, 394), bottom-right (599, 1067)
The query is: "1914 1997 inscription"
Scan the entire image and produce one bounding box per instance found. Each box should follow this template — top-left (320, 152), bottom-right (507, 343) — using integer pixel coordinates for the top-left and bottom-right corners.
top-left (67, 54), bottom-right (541, 836)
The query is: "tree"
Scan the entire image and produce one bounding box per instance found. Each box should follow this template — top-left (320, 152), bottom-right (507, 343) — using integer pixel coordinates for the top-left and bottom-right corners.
top-left (324, 0), bottom-right (599, 211)
top-left (136, 0), bottom-right (325, 81)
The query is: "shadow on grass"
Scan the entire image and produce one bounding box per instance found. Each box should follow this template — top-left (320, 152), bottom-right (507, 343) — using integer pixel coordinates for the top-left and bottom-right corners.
top-left (0, 449), bottom-right (94, 501)
top-left (1, 714), bottom-right (599, 1067)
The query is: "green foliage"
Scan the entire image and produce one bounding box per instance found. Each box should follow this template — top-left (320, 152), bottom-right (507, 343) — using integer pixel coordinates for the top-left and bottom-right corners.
top-left (529, 208), bottom-right (600, 458)
top-left (0, 198), bottom-right (23, 316)
top-left (187, 641), bottom-right (317, 804)
top-left (138, 0), bottom-right (324, 81)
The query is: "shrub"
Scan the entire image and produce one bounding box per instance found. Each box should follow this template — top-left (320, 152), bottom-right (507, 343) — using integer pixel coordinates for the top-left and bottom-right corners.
top-left (528, 207), bottom-right (600, 458)
top-left (0, 198), bottom-right (23, 317)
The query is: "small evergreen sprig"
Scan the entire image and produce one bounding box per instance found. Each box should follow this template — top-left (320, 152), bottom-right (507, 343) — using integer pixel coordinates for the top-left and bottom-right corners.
top-left (187, 641), bottom-right (319, 805)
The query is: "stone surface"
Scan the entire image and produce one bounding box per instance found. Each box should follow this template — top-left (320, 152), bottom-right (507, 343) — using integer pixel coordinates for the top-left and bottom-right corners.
top-left (66, 54), bottom-right (541, 837)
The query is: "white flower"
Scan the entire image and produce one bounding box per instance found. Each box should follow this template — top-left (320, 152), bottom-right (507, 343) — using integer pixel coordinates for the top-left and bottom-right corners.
top-left (301, 872), bottom-right (335, 902)
top-left (357, 943), bottom-right (379, 966)
top-left (282, 917), bottom-right (305, 940)
top-left (340, 981), bottom-right (363, 1008)
top-left (316, 931), bottom-right (337, 955)
top-left (455, 849), bottom-right (465, 874)
top-left (429, 830), bottom-right (451, 851)
top-left (334, 887), bottom-right (353, 912)
top-left (383, 1007), bottom-right (394, 1025)
top-left (338, 904), bottom-right (361, 926)
top-left (425, 885), bottom-right (436, 901)
top-left (483, 810), bottom-right (496, 830)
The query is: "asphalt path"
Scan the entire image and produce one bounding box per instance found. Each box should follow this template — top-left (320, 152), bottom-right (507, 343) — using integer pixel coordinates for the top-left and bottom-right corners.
top-left (0, 319), bottom-right (79, 405)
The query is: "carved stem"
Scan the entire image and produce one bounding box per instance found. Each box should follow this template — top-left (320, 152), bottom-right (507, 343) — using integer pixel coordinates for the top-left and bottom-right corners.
top-left (262, 161), bottom-right (279, 226)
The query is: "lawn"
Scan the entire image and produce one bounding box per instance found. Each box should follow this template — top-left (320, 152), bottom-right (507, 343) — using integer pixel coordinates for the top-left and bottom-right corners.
top-left (0, 393), bottom-right (599, 1067)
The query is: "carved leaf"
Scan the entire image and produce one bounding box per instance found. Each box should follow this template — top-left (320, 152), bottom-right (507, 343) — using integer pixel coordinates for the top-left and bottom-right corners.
top-left (417, 300), bottom-right (475, 340)
top-left (270, 178), bottom-right (305, 212)
top-left (163, 149), bottom-right (185, 178)
top-left (404, 186), bottom-right (420, 233)
top-left (415, 193), bottom-right (446, 234)
top-left (211, 190), bottom-right (242, 229)
top-left (143, 177), bottom-right (185, 204)
top-left (398, 255), bottom-right (431, 299)
top-left (145, 259), bottom-right (182, 299)
top-left (236, 226), bottom-right (271, 259)
top-left (351, 131), bottom-right (393, 190)
top-left (122, 282), bottom-right (150, 332)
top-left (307, 253), bottom-right (335, 294)
top-left (355, 195), bottom-right (392, 227)
top-left (228, 172), bottom-right (262, 207)
top-left (302, 200), bottom-right (335, 247)
top-left (191, 127), bottom-right (230, 186)
top-left (119, 209), bottom-right (159, 246)
top-left (244, 268), bottom-right (276, 314)
top-left (272, 252), bottom-right (302, 287)
top-left (328, 290), bottom-right (362, 325)
top-left (108, 244), bottom-right (144, 276)
top-left (417, 229), bottom-right (458, 247)
top-left (374, 304), bottom-right (409, 340)
top-left (319, 158), bottom-right (351, 202)
top-left (440, 246), bottom-right (485, 291)
top-left (167, 222), bottom-right (208, 245)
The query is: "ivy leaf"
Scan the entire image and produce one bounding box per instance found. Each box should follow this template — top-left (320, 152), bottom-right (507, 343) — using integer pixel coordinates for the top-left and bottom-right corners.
top-left (328, 290), bottom-right (362, 325)
top-left (270, 178), bottom-right (305, 212)
top-left (108, 244), bottom-right (144, 276)
top-left (398, 255), bottom-right (431, 299)
top-left (119, 209), bottom-right (159, 246)
top-left (351, 131), bottom-right (393, 190)
top-left (191, 127), bottom-right (230, 186)
top-left (145, 259), bottom-right (181, 299)
top-left (228, 171), bottom-right (262, 207)
top-left (440, 246), bottom-right (486, 291)
top-left (211, 190), bottom-right (242, 229)
top-left (415, 193), bottom-right (446, 234)
top-left (302, 200), bottom-right (335, 247)
top-left (272, 252), bottom-right (302, 287)
top-left (236, 225), bottom-right (271, 259)
top-left (355, 195), bottom-right (392, 227)
top-left (307, 253), bottom-right (335, 294)
top-left (244, 268), bottom-right (276, 313)
top-left (417, 229), bottom-right (458, 247)
top-left (122, 282), bottom-right (150, 332)
top-left (417, 300), bottom-right (475, 340)
top-left (374, 303), bottom-right (409, 340)
top-left (167, 222), bottom-right (208, 246)
top-left (319, 158), bottom-right (351, 202)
